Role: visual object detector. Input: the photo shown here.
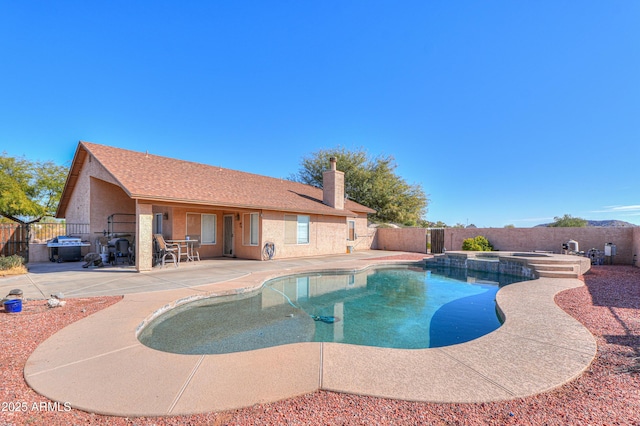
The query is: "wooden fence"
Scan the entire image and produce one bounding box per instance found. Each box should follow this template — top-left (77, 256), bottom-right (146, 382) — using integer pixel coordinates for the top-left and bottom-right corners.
top-left (0, 224), bottom-right (28, 258)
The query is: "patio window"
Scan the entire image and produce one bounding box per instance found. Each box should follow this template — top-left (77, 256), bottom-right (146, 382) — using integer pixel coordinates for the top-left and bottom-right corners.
top-left (284, 215), bottom-right (310, 245)
top-left (186, 213), bottom-right (216, 244)
top-left (201, 214), bottom-right (216, 244)
top-left (243, 213), bottom-right (259, 246)
top-left (347, 220), bottom-right (356, 241)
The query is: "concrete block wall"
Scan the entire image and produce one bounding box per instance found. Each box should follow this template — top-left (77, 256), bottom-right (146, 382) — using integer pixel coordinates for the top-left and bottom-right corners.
top-left (445, 227), bottom-right (635, 265)
top-left (373, 226), bottom-right (639, 266)
top-left (29, 244), bottom-right (51, 262)
top-left (375, 227), bottom-right (427, 253)
top-left (634, 227), bottom-right (640, 266)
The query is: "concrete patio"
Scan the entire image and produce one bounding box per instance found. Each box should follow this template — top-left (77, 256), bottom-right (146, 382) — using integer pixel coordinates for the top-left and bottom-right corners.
top-left (10, 251), bottom-right (597, 417)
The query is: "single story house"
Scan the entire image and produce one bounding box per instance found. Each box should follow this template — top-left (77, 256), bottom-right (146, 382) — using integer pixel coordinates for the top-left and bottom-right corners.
top-left (56, 141), bottom-right (375, 271)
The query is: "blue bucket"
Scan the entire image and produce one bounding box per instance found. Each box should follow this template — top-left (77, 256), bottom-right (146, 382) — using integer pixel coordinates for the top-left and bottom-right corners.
top-left (3, 299), bottom-right (22, 313)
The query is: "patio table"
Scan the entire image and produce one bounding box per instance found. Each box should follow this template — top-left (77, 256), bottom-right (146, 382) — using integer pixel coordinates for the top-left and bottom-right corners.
top-left (166, 239), bottom-right (198, 263)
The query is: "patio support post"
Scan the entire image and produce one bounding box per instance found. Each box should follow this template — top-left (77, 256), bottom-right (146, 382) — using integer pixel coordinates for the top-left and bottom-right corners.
top-left (136, 202), bottom-right (153, 272)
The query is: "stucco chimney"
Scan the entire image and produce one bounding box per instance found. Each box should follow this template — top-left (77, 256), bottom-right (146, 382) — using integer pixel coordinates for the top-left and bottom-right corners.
top-left (323, 157), bottom-right (344, 210)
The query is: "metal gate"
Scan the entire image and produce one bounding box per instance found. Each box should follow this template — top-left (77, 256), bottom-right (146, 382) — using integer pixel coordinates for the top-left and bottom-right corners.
top-left (428, 228), bottom-right (445, 254)
top-left (0, 224), bottom-right (29, 259)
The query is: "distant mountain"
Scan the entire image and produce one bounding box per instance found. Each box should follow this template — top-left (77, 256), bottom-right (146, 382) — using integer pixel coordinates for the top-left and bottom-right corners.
top-left (535, 220), bottom-right (637, 228)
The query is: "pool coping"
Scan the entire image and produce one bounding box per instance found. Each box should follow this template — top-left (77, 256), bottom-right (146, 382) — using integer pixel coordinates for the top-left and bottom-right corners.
top-left (24, 254), bottom-right (597, 417)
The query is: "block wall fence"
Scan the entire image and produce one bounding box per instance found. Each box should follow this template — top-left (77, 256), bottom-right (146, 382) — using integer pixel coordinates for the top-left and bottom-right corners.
top-left (375, 226), bottom-right (640, 266)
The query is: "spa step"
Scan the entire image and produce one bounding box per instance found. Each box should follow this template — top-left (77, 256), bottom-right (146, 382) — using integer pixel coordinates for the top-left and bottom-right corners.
top-left (533, 264), bottom-right (576, 272)
top-left (536, 269), bottom-right (579, 279)
top-left (520, 257), bottom-right (580, 265)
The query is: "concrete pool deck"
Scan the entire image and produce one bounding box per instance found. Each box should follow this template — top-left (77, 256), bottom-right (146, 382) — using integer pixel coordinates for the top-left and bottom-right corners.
top-left (18, 251), bottom-right (597, 417)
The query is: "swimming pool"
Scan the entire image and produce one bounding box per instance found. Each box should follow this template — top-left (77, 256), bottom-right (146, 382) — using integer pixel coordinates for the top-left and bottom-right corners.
top-left (139, 266), bottom-right (528, 354)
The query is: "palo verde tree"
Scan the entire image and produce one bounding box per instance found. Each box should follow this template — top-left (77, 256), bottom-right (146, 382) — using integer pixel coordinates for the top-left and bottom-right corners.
top-left (548, 214), bottom-right (588, 228)
top-left (0, 152), bottom-right (68, 224)
top-left (290, 147), bottom-right (429, 226)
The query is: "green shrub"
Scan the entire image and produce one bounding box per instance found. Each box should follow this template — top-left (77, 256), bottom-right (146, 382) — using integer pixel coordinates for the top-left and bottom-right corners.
top-left (462, 236), bottom-right (493, 251)
top-left (0, 254), bottom-right (25, 270)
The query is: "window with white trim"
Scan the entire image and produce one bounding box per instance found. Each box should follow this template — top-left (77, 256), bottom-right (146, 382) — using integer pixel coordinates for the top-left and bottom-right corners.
top-left (284, 214), bottom-right (310, 244)
top-left (186, 213), bottom-right (216, 244)
top-left (243, 213), bottom-right (259, 246)
top-left (201, 214), bottom-right (216, 244)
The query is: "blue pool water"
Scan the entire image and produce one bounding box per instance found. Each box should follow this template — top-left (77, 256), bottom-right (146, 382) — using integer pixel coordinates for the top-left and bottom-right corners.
top-left (138, 266), bottom-right (526, 354)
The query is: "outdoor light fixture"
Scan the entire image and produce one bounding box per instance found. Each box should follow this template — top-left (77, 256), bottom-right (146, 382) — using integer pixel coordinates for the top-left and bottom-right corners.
top-left (163, 212), bottom-right (169, 220)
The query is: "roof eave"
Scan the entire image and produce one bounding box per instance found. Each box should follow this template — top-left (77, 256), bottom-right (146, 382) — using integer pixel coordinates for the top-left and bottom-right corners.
top-left (55, 144), bottom-right (87, 218)
top-left (132, 195), bottom-right (364, 217)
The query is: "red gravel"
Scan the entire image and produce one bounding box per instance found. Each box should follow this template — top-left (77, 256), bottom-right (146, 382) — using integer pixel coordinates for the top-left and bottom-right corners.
top-left (1, 265), bottom-right (639, 425)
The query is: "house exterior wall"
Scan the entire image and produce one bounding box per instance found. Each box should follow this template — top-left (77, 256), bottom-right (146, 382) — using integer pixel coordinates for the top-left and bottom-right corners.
top-left (164, 206), bottom-right (233, 259)
top-left (152, 206), bottom-right (173, 238)
top-left (62, 187), bottom-right (372, 264)
top-left (64, 176), bottom-right (89, 226)
top-left (64, 153), bottom-right (135, 250)
top-left (235, 212), bottom-right (260, 260)
top-left (63, 161), bottom-right (90, 226)
top-left (260, 211), bottom-right (343, 259)
top-left (256, 211), bottom-right (369, 259)
top-left (90, 178), bottom-right (135, 238)
top-left (65, 154), bottom-right (122, 225)
top-left (153, 210), bottom-right (372, 260)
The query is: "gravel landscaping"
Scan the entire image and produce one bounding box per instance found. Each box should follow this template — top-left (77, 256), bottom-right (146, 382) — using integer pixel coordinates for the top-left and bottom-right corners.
top-left (1, 265), bottom-right (638, 425)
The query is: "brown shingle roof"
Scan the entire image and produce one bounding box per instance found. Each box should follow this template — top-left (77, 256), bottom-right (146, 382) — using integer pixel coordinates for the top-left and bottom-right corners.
top-left (59, 141), bottom-right (374, 217)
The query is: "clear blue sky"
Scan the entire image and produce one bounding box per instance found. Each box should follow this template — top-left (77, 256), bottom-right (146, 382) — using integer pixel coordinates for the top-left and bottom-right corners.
top-left (1, 1), bottom-right (638, 227)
